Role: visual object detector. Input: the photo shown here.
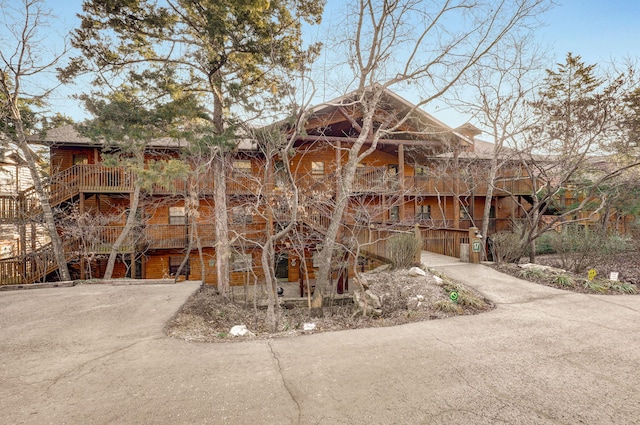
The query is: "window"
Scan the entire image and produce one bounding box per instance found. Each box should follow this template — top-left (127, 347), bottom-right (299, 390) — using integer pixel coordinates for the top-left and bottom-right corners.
top-left (73, 154), bottom-right (88, 165)
top-left (169, 206), bottom-right (186, 225)
top-left (233, 160), bottom-right (252, 176)
top-left (230, 251), bottom-right (253, 272)
top-left (389, 205), bottom-right (400, 222)
top-left (311, 161), bottom-right (324, 176)
top-left (416, 205), bottom-right (431, 221)
top-left (275, 160), bottom-right (287, 188)
top-left (460, 206), bottom-right (472, 221)
top-left (169, 256), bottom-right (189, 277)
top-left (415, 165), bottom-right (428, 176)
top-left (232, 206), bottom-right (253, 224)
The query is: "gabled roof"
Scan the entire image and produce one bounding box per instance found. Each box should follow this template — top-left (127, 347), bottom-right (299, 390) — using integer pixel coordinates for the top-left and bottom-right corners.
top-left (28, 125), bottom-right (258, 151)
top-left (0, 148), bottom-right (27, 166)
top-left (299, 86), bottom-right (474, 148)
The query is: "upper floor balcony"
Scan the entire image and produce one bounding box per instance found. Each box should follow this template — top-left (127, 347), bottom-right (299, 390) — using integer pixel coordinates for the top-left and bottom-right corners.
top-left (14, 164), bottom-right (536, 220)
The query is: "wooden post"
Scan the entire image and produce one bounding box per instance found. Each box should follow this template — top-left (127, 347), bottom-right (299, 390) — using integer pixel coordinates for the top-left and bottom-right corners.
top-left (398, 144), bottom-right (405, 221)
top-left (469, 226), bottom-right (481, 264)
top-left (414, 224), bottom-right (421, 264)
top-left (80, 192), bottom-right (85, 280)
top-left (129, 191), bottom-right (136, 280)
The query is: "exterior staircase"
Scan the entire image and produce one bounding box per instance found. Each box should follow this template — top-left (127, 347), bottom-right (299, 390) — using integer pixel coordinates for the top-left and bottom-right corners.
top-left (0, 164), bottom-right (129, 285)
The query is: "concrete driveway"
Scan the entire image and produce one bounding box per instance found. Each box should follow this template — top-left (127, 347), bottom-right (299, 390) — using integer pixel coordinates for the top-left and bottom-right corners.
top-left (1, 254), bottom-right (640, 424)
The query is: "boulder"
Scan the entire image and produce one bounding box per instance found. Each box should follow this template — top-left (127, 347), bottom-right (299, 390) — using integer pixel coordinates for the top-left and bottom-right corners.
top-left (353, 288), bottom-right (383, 317)
top-left (408, 266), bottom-right (426, 277)
top-left (229, 325), bottom-right (255, 337)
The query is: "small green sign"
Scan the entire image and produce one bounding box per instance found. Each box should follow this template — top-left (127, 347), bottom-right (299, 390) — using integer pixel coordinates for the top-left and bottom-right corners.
top-left (449, 291), bottom-right (459, 302)
top-left (472, 240), bottom-right (482, 253)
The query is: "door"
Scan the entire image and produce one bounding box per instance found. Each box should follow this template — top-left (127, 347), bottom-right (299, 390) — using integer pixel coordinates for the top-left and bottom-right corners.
top-left (275, 252), bottom-right (288, 279)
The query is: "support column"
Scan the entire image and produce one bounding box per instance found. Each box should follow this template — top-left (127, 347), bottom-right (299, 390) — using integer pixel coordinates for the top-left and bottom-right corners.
top-left (398, 144), bottom-right (405, 221)
top-left (79, 192), bottom-right (85, 280)
top-left (469, 226), bottom-right (482, 264)
top-left (129, 191), bottom-right (136, 280)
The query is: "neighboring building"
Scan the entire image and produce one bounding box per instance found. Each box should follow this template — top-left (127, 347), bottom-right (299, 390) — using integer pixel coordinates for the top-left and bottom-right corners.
top-left (0, 88), bottom-right (583, 286)
top-left (0, 148), bottom-right (51, 262)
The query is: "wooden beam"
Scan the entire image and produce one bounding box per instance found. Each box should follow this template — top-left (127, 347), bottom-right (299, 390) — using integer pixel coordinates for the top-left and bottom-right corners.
top-left (337, 107), bottom-right (363, 133)
top-left (398, 144), bottom-right (405, 220)
top-left (296, 135), bottom-right (442, 147)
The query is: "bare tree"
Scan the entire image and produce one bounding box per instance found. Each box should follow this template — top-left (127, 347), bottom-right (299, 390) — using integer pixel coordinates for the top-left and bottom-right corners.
top-left (449, 36), bottom-right (545, 254)
top-left (305, 0), bottom-right (550, 315)
top-left (0, 0), bottom-right (70, 281)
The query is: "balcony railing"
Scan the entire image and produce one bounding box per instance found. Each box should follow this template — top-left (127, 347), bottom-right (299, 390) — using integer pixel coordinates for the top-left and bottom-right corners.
top-left (0, 194), bottom-right (19, 221)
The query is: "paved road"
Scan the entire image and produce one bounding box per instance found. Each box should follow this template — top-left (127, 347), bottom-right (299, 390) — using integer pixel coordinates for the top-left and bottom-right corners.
top-left (1, 254), bottom-right (640, 424)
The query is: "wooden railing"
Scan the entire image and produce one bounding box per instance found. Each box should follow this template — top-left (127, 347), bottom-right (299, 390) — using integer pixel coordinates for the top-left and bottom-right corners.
top-left (404, 176), bottom-right (452, 195)
top-left (0, 194), bottom-right (19, 222)
top-left (354, 225), bottom-right (412, 262)
top-left (418, 227), bottom-right (469, 259)
top-left (353, 224), bottom-right (471, 260)
top-left (15, 165), bottom-right (538, 223)
top-left (50, 164), bottom-right (133, 203)
top-left (142, 223), bottom-right (268, 249)
top-left (0, 238), bottom-right (81, 285)
top-left (353, 167), bottom-right (390, 192)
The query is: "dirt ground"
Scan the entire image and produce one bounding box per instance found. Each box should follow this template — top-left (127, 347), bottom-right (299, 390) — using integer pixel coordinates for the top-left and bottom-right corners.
top-left (490, 251), bottom-right (640, 295)
top-left (166, 268), bottom-right (494, 342)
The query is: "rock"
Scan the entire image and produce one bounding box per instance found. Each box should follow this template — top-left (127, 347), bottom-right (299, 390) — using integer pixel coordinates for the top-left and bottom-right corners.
top-left (400, 285), bottom-right (413, 298)
top-left (367, 264), bottom-right (391, 274)
top-left (229, 325), bottom-right (255, 337)
top-left (302, 323), bottom-right (316, 331)
top-left (433, 275), bottom-right (443, 284)
top-left (408, 266), bottom-right (426, 277)
top-left (353, 288), bottom-right (383, 317)
top-left (406, 296), bottom-right (420, 310)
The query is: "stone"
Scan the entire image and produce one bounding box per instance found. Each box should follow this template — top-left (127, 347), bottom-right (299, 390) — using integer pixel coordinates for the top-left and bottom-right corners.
top-left (433, 275), bottom-right (443, 284)
top-left (408, 266), bottom-right (426, 277)
top-left (406, 296), bottom-right (420, 310)
top-left (353, 288), bottom-right (383, 317)
top-left (302, 323), bottom-right (316, 331)
top-left (229, 325), bottom-right (255, 337)
top-left (367, 264), bottom-right (391, 274)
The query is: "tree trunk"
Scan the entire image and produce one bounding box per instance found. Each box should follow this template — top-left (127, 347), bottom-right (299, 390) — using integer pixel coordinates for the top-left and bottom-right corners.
top-left (213, 153), bottom-right (231, 295)
top-left (481, 155), bottom-right (499, 260)
top-left (104, 184), bottom-right (141, 279)
top-left (261, 240), bottom-right (279, 333)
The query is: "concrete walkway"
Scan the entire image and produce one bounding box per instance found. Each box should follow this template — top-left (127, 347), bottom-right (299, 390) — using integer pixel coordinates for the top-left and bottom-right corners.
top-left (1, 254), bottom-right (640, 424)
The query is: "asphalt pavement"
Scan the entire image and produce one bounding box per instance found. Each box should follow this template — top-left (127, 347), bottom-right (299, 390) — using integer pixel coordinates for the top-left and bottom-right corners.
top-left (1, 253), bottom-right (640, 424)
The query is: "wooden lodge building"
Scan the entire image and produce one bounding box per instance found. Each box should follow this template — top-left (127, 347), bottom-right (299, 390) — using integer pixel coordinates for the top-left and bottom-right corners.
top-left (0, 88), bottom-right (536, 286)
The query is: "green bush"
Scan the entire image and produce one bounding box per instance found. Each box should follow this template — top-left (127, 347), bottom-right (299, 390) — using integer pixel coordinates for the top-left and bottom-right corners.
top-left (553, 274), bottom-right (575, 288)
top-left (518, 267), bottom-right (547, 280)
top-left (609, 281), bottom-right (637, 294)
top-left (535, 232), bottom-right (556, 255)
top-left (386, 233), bottom-right (422, 269)
top-left (582, 279), bottom-right (608, 293)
